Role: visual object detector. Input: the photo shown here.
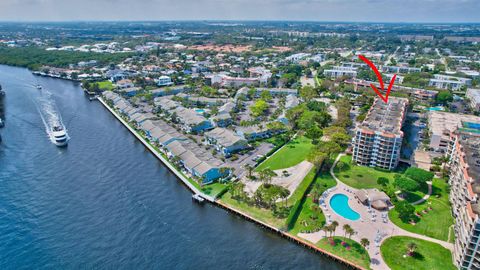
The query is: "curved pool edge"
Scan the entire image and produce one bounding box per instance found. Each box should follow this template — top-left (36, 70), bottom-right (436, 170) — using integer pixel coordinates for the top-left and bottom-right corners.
top-left (329, 193), bottom-right (361, 221)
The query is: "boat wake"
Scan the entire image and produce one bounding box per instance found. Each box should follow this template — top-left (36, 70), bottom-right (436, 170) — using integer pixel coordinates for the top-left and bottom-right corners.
top-left (34, 87), bottom-right (69, 146)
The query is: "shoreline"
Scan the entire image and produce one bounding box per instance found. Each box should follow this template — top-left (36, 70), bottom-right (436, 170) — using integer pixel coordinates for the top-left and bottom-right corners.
top-left (97, 96), bottom-right (366, 270)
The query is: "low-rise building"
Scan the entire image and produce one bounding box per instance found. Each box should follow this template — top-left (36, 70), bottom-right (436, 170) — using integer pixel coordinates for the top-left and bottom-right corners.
top-left (151, 86), bottom-right (187, 97)
top-left (173, 107), bottom-right (214, 133)
top-left (236, 125), bottom-right (284, 141)
top-left (116, 79), bottom-right (134, 89)
top-left (157, 75), bottom-right (173, 87)
top-left (381, 66), bottom-right (421, 74)
top-left (466, 89), bottom-right (480, 111)
top-left (429, 74), bottom-right (472, 90)
top-left (118, 87), bottom-right (140, 97)
top-left (324, 66), bottom-right (357, 79)
top-left (412, 89), bottom-right (438, 103)
top-left (205, 127), bottom-right (249, 156)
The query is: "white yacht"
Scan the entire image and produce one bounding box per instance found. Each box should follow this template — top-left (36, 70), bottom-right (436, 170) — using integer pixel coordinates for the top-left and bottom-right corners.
top-left (50, 125), bottom-right (69, 147)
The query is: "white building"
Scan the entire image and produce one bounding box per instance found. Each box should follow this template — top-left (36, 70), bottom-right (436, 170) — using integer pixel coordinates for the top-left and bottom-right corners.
top-left (466, 89), bottom-right (480, 111)
top-left (157, 76), bottom-right (173, 87)
top-left (429, 74), bottom-right (472, 91)
top-left (324, 66), bottom-right (357, 79)
top-left (286, 53), bottom-right (311, 62)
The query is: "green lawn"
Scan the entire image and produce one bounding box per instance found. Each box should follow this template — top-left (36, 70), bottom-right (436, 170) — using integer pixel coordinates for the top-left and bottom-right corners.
top-left (317, 237), bottom-right (371, 269)
top-left (98, 80), bottom-right (114, 91)
top-left (289, 170), bottom-right (337, 235)
top-left (220, 192), bottom-right (285, 228)
top-left (389, 179), bottom-right (453, 242)
top-left (334, 155), bottom-right (399, 189)
top-left (201, 182), bottom-right (229, 198)
top-left (381, 236), bottom-right (455, 270)
top-left (256, 136), bottom-right (313, 171)
top-left (401, 182), bottom-right (430, 204)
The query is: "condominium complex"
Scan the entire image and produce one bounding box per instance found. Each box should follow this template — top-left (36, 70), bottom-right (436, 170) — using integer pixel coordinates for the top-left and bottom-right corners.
top-left (352, 97), bottom-right (408, 170)
top-left (324, 66), bottom-right (357, 79)
top-left (381, 65), bottom-right (421, 74)
top-left (447, 126), bottom-right (480, 269)
top-left (429, 74), bottom-right (472, 90)
top-left (427, 111), bottom-right (480, 152)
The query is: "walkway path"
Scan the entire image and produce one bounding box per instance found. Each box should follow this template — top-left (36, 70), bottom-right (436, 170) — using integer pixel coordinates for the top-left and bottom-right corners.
top-left (411, 181), bottom-right (432, 205)
top-left (298, 153), bottom-right (452, 270)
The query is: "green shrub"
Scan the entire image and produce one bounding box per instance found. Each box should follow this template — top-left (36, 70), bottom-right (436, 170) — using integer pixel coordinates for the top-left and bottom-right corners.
top-left (405, 167), bottom-right (434, 183)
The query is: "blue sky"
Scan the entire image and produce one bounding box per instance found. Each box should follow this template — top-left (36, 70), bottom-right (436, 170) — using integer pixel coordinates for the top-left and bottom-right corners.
top-left (1, 0), bottom-right (479, 22)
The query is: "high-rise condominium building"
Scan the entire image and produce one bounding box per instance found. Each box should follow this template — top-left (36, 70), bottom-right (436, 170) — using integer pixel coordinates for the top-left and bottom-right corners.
top-left (352, 97), bottom-right (408, 170)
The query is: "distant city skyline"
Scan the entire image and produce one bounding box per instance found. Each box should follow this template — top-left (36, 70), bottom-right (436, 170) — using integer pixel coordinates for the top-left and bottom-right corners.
top-left (1, 0), bottom-right (479, 23)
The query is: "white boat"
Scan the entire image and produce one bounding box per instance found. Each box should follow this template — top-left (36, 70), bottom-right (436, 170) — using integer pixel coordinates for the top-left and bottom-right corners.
top-left (50, 125), bottom-right (69, 147)
top-left (36, 84), bottom-right (42, 90)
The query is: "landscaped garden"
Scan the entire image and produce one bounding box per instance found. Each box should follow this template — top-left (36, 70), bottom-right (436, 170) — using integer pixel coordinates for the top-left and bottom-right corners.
top-left (381, 236), bottom-right (456, 270)
top-left (317, 237), bottom-right (371, 269)
top-left (288, 170), bottom-right (337, 235)
top-left (334, 154), bottom-right (454, 243)
top-left (220, 191), bottom-right (286, 228)
top-left (256, 136), bottom-right (313, 171)
top-left (389, 178), bottom-right (454, 242)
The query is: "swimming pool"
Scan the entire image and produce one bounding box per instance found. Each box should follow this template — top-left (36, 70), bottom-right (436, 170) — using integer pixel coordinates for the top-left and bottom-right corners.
top-left (329, 194), bottom-right (360, 221)
top-left (428, 106), bottom-right (444, 111)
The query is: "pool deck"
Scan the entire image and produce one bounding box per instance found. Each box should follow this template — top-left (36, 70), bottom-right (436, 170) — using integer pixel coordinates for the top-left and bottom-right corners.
top-left (298, 154), bottom-right (453, 270)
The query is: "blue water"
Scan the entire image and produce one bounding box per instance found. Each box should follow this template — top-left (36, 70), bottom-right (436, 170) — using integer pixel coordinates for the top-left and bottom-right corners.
top-left (0, 65), bottom-right (346, 270)
top-left (428, 106), bottom-right (444, 111)
top-left (195, 109), bottom-right (205, 115)
top-left (329, 194), bottom-right (360, 221)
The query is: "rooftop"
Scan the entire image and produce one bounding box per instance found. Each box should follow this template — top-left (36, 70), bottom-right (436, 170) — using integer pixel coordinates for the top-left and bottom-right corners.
top-left (359, 97), bottom-right (408, 135)
top-left (428, 111), bottom-right (480, 137)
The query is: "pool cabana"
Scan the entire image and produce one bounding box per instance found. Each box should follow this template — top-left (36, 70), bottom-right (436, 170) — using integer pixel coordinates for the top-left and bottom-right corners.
top-left (355, 188), bottom-right (391, 211)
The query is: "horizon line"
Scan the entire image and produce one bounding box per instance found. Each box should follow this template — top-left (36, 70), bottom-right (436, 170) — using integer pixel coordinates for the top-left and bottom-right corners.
top-left (0, 19), bottom-right (479, 24)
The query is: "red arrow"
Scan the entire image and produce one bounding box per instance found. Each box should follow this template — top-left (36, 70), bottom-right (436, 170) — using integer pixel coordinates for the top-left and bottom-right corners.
top-left (358, 55), bottom-right (396, 103)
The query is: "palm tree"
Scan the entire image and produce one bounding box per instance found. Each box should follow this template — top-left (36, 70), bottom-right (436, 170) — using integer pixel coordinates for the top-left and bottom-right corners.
top-left (260, 168), bottom-right (277, 185)
top-left (322, 226), bottom-right (329, 238)
top-left (343, 224), bottom-right (352, 238)
top-left (407, 242), bottom-right (417, 256)
top-left (347, 227), bottom-right (356, 240)
top-left (279, 187), bottom-right (290, 207)
top-left (330, 221), bottom-right (339, 237)
top-left (360, 238), bottom-right (370, 250)
top-left (244, 164), bottom-right (254, 179)
top-left (219, 167), bottom-right (231, 182)
top-left (327, 225), bottom-right (335, 238)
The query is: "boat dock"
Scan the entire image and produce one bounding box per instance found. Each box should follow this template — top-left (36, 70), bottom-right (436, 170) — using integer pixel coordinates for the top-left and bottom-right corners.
top-left (192, 193), bottom-right (205, 204)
